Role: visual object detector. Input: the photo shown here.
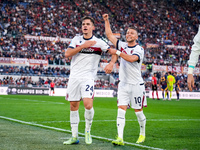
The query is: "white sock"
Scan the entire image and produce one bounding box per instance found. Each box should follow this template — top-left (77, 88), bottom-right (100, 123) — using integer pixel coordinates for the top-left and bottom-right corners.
top-left (70, 110), bottom-right (79, 138)
top-left (135, 111), bottom-right (146, 136)
top-left (117, 108), bottom-right (126, 140)
top-left (85, 107), bottom-right (94, 133)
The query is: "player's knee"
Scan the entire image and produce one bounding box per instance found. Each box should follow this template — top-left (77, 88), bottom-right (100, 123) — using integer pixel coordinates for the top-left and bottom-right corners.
top-left (83, 98), bottom-right (93, 109)
top-left (118, 105), bottom-right (127, 111)
top-left (84, 104), bottom-right (93, 110)
top-left (70, 102), bottom-right (79, 111)
top-left (135, 108), bottom-right (143, 112)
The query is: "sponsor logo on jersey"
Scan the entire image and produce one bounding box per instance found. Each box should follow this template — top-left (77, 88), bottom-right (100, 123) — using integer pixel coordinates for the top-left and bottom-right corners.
top-left (76, 45), bottom-right (102, 55)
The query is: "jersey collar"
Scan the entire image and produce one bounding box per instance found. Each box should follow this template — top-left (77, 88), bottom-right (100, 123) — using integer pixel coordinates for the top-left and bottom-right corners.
top-left (83, 35), bottom-right (93, 40)
top-left (128, 44), bottom-right (137, 48)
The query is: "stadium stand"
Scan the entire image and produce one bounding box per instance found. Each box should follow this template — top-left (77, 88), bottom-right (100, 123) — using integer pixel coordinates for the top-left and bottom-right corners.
top-left (0, 0), bottom-right (199, 91)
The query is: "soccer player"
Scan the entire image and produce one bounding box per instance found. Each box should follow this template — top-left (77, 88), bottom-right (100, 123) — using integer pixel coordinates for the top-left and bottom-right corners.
top-left (160, 72), bottom-right (168, 100)
top-left (50, 80), bottom-right (55, 96)
top-left (151, 73), bottom-right (159, 100)
top-left (187, 25), bottom-right (200, 91)
top-left (103, 14), bottom-right (147, 145)
top-left (167, 72), bottom-right (176, 100)
top-left (174, 72), bottom-right (180, 101)
top-left (63, 16), bottom-right (116, 145)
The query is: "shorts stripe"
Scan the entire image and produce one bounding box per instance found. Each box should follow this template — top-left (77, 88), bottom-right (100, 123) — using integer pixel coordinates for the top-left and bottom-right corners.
top-left (142, 95), bottom-right (145, 109)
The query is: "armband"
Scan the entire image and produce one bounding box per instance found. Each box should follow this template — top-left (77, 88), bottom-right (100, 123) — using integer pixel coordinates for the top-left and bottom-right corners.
top-left (116, 50), bottom-right (121, 56)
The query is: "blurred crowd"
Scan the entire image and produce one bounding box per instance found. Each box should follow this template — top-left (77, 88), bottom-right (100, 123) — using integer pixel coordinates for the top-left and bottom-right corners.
top-left (0, 0), bottom-right (200, 91)
top-left (1, 65), bottom-right (200, 91)
top-left (0, 65), bottom-right (70, 77)
top-left (0, 75), bottom-right (119, 90)
top-left (0, 0), bottom-right (199, 65)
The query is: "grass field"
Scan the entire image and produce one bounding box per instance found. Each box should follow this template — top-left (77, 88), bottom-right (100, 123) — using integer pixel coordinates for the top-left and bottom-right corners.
top-left (0, 95), bottom-right (200, 150)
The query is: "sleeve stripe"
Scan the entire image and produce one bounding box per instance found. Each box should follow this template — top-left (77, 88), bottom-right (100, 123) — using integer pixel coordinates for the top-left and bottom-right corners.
top-left (116, 40), bottom-right (119, 50)
top-left (132, 54), bottom-right (140, 63)
top-left (68, 46), bottom-right (74, 49)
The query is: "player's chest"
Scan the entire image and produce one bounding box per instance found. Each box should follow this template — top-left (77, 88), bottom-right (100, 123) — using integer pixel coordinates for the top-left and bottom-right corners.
top-left (121, 46), bottom-right (135, 55)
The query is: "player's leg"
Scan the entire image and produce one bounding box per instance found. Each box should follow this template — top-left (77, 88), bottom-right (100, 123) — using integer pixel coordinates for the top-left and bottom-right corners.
top-left (163, 86), bottom-right (167, 100)
top-left (70, 101), bottom-right (80, 138)
top-left (175, 86), bottom-right (180, 101)
top-left (63, 101), bottom-right (80, 145)
top-left (64, 78), bottom-right (81, 145)
top-left (162, 91), bottom-right (165, 100)
top-left (112, 105), bottom-right (127, 146)
top-left (161, 88), bottom-right (165, 100)
top-left (112, 82), bottom-right (129, 146)
top-left (169, 86), bottom-right (173, 100)
top-left (156, 90), bottom-right (159, 100)
top-left (152, 88), bottom-right (155, 99)
top-left (166, 86), bottom-right (169, 100)
top-left (131, 83), bottom-right (146, 143)
top-left (83, 98), bottom-right (94, 144)
top-left (82, 79), bottom-right (95, 144)
top-left (135, 109), bottom-right (146, 143)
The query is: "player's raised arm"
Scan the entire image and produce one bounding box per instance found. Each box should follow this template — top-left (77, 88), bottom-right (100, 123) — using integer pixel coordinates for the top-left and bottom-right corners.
top-left (65, 40), bottom-right (96, 58)
top-left (103, 14), bottom-right (118, 47)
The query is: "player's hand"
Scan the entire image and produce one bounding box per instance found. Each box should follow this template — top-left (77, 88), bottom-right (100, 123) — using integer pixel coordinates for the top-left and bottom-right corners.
top-left (108, 48), bottom-right (117, 55)
top-left (187, 74), bottom-right (194, 91)
top-left (81, 41), bottom-right (96, 49)
top-left (102, 14), bottom-right (109, 21)
top-left (104, 62), bottom-right (114, 74)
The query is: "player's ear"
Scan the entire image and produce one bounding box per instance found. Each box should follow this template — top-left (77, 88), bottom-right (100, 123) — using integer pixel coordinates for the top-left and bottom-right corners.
top-left (92, 26), bottom-right (95, 31)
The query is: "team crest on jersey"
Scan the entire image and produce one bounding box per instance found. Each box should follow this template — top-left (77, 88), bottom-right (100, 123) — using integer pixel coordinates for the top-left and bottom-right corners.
top-left (131, 50), bottom-right (134, 54)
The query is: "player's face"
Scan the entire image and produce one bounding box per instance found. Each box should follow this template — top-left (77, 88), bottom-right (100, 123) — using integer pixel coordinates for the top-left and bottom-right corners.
top-left (126, 29), bottom-right (138, 42)
top-left (82, 19), bottom-right (94, 35)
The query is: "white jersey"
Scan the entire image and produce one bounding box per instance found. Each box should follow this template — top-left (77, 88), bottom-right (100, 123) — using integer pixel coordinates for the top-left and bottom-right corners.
top-left (68, 35), bottom-right (109, 79)
top-left (117, 40), bottom-right (144, 84)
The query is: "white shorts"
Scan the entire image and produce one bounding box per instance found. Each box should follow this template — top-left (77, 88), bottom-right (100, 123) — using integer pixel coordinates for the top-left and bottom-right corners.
top-left (66, 78), bottom-right (94, 101)
top-left (117, 82), bottom-right (147, 109)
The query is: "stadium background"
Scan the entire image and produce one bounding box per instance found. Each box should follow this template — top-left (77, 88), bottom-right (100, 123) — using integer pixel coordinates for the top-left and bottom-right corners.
top-left (0, 0), bottom-right (199, 92)
top-left (0, 0), bottom-right (200, 150)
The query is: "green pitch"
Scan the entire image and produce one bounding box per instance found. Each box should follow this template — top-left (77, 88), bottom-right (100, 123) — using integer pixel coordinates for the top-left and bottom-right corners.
top-left (0, 95), bottom-right (199, 150)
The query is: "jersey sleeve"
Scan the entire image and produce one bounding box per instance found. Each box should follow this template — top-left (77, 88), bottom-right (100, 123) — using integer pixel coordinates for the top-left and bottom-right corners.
top-left (188, 25), bottom-right (200, 67)
top-left (68, 36), bottom-right (78, 49)
top-left (116, 40), bottom-right (125, 51)
top-left (98, 38), bottom-right (110, 52)
top-left (132, 46), bottom-right (144, 62)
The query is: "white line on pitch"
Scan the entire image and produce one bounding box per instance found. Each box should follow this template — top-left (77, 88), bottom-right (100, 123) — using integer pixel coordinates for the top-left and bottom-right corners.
top-left (0, 97), bottom-right (65, 104)
top-left (0, 115), bottom-right (163, 150)
top-left (36, 118), bottom-right (200, 123)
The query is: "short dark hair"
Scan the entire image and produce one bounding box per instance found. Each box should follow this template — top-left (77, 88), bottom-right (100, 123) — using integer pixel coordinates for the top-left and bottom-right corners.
top-left (128, 27), bottom-right (138, 33)
top-left (168, 71), bottom-right (172, 75)
top-left (82, 16), bottom-right (95, 25)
